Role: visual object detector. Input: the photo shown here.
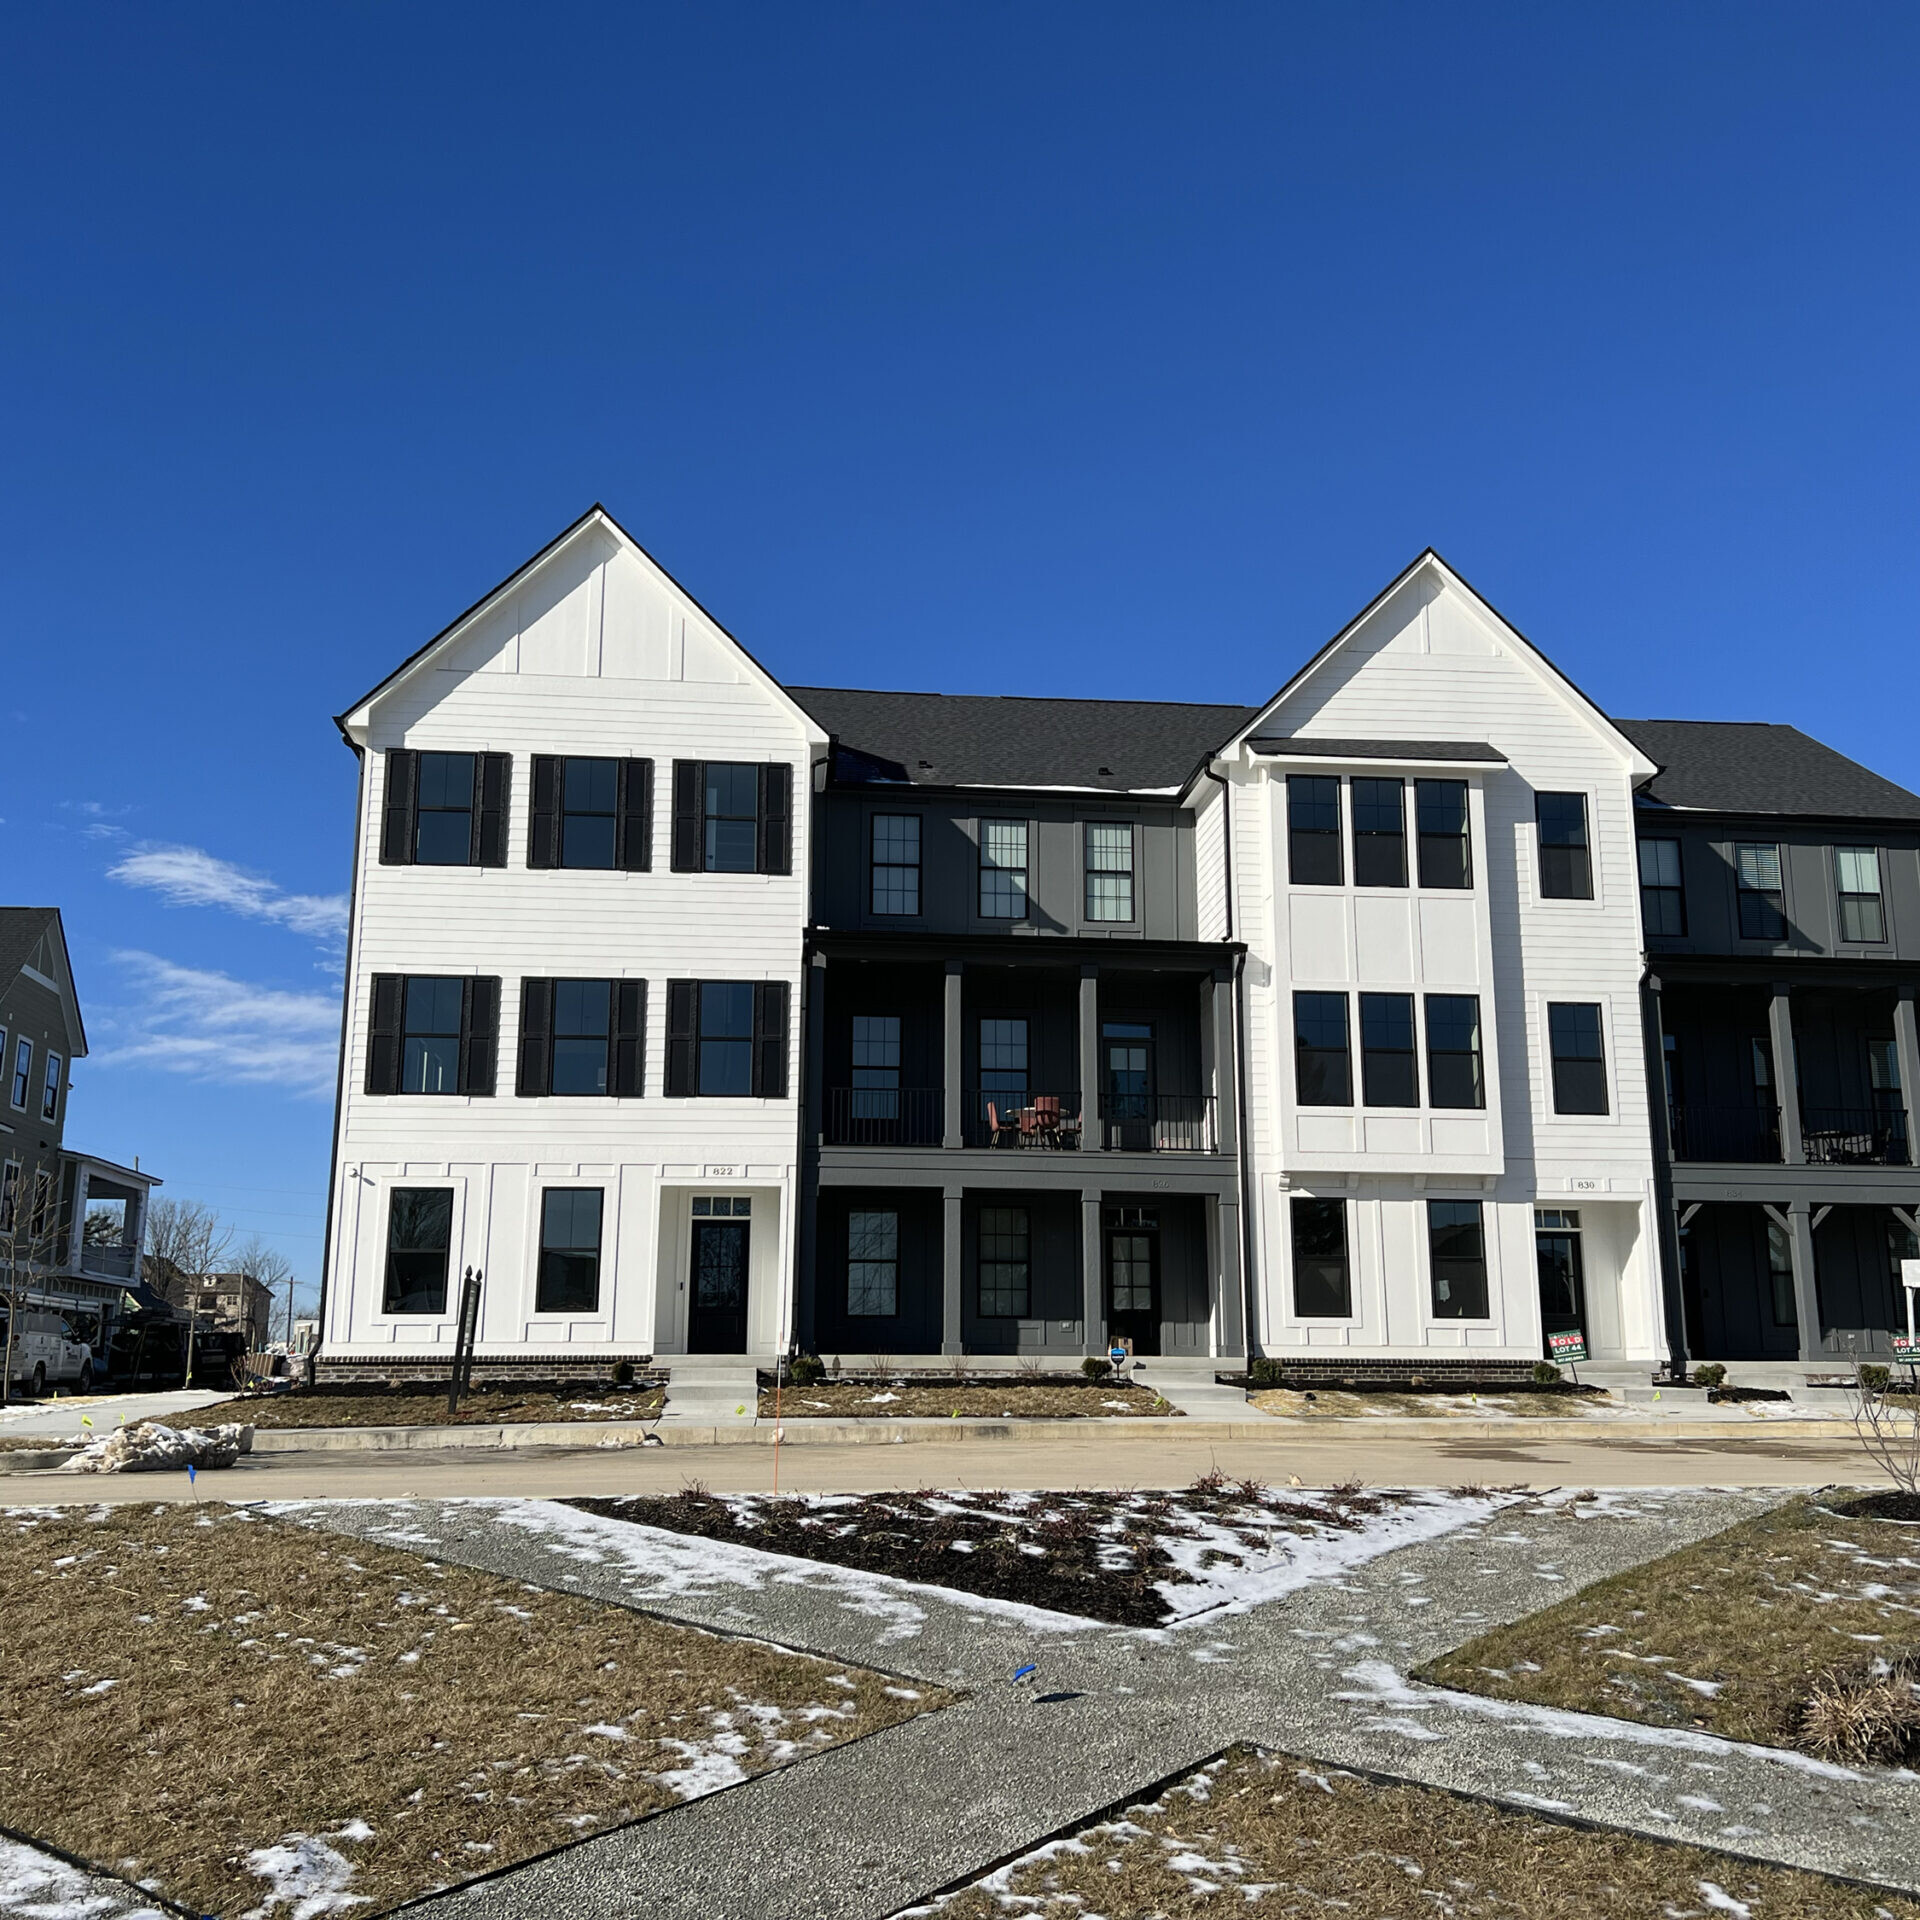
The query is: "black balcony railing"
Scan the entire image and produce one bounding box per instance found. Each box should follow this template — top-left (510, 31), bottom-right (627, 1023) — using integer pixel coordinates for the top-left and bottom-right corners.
top-left (965, 1090), bottom-right (1084, 1150)
top-left (1669, 1104), bottom-right (1781, 1164)
top-left (1099, 1094), bottom-right (1219, 1153)
top-left (823, 1087), bottom-right (944, 1147)
top-left (1801, 1106), bottom-right (1911, 1167)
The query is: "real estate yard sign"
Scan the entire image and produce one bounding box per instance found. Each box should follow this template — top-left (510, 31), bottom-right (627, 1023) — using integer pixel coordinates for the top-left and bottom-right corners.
top-left (1900, 1259), bottom-right (1920, 1360)
top-left (1547, 1328), bottom-right (1588, 1365)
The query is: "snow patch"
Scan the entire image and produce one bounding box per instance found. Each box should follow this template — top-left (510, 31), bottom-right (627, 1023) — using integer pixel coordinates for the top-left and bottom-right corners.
top-left (238, 1824), bottom-right (372, 1918)
top-left (0, 1833), bottom-right (170, 1919)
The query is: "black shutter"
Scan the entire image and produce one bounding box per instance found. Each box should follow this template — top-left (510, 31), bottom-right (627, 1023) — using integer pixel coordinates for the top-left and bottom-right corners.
top-left (366, 974), bottom-right (403, 1093)
top-left (612, 979), bottom-right (647, 1096)
top-left (752, 980), bottom-right (790, 1098)
top-left (665, 980), bottom-right (698, 1095)
top-left (528, 756), bottom-right (560, 869)
top-left (617, 759), bottom-right (654, 871)
top-left (380, 751), bottom-right (418, 865)
top-left (671, 761), bottom-right (704, 871)
top-left (757, 763), bottom-right (792, 875)
top-left (517, 978), bottom-right (554, 1096)
top-left (459, 977), bottom-right (499, 1096)
top-left (475, 753), bottom-right (510, 867)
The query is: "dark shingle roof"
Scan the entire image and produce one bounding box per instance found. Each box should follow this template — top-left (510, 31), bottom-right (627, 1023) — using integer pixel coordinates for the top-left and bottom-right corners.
top-left (0, 908), bottom-right (58, 985)
top-left (1249, 737), bottom-right (1505, 763)
top-left (788, 687), bottom-right (1260, 793)
top-left (1616, 720), bottom-right (1920, 824)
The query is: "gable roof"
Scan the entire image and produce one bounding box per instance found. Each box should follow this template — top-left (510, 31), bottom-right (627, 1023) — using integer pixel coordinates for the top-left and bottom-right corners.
top-left (0, 908), bottom-right (86, 1056)
top-left (789, 687), bottom-right (1261, 795)
top-left (1617, 720), bottom-right (1920, 824)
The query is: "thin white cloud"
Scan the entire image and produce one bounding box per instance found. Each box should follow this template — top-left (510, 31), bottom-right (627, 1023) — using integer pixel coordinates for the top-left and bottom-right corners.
top-left (90, 952), bottom-right (342, 1097)
top-left (107, 844), bottom-right (347, 943)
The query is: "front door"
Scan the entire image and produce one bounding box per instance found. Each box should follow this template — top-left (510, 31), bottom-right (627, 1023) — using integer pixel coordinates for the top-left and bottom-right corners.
top-left (1103, 1024), bottom-right (1153, 1151)
top-left (689, 1220), bottom-right (750, 1352)
top-left (1534, 1208), bottom-right (1585, 1350)
top-left (1106, 1219), bottom-right (1160, 1357)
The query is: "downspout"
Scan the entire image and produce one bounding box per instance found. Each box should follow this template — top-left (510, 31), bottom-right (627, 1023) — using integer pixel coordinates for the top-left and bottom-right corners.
top-left (1203, 762), bottom-right (1261, 1367)
top-left (792, 743), bottom-right (834, 1362)
top-left (1641, 968), bottom-right (1690, 1383)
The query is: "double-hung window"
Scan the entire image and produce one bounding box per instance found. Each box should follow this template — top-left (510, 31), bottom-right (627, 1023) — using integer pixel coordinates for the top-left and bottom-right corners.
top-left (383, 1187), bottom-right (454, 1315)
top-left (517, 979), bottom-right (645, 1097)
top-left (401, 979), bottom-right (463, 1093)
top-left (1287, 776), bottom-right (1342, 885)
top-left (1427, 1199), bottom-right (1488, 1319)
top-left (1359, 993), bottom-right (1418, 1107)
top-left (979, 1018), bottom-right (1028, 1097)
top-left (9, 1036), bottom-right (31, 1109)
top-left (978, 1206), bottom-right (1030, 1317)
top-left (847, 1208), bottom-right (899, 1317)
top-left (852, 1015), bottom-right (901, 1120)
top-left (1638, 838), bottom-right (1686, 935)
top-left (1290, 1197), bottom-right (1351, 1318)
top-left (536, 1188), bottom-right (603, 1313)
top-left (527, 756), bottom-right (652, 870)
top-left (1423, 994), bottom-right (1484, 1109)
top-left (0, 1162), bottom-right (17, 1232)
top-left (1414, 779), bottom-right (1471, 888)
top-left (703, 764), bottom-right (759, 872)
top-left (664, 981), bottom-right (790, 1098)
top-left (1766, 1216), bottom-right (1797, 1327)
top-left (1084, 823), bottom-right (1135, 921)
top-left (1293, 992), bottom-right (1351, 1106)
top-left (380, 749), bottom-right (510, 867)
top-left (1836, 847), bottom-right (1886, 943)
top-left (871, 815), bottom-right (921, 915)
top-left (1548, 1002), bottom-right (1609, 1114)
top-left (367, 975), bottom-right (500, 1096)
top-left (40, 1052), bottom-right (61, 1123)
top-left (416, 753), bottom-right (476, 864)
top-left (979, 820), bottom-right (1029, 918)
top-left (1735, 843), bottom-right (1785, 939)
top-left (1536, 792), bottom-right (1592, 899)
top-left (669, 761), bottom-right (792, 874)
top-left (1351, 779), bottom-right (1407, 887)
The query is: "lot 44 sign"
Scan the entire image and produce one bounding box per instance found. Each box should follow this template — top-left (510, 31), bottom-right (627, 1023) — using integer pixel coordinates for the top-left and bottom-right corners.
top-left (1547, 1328), bottom-right (1588, 1364)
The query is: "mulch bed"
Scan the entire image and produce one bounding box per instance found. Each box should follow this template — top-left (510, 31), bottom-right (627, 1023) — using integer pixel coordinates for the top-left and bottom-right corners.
top-left (180, 1384), bottom-right (666, 1430)
top-left (569, 1476), bottom-right (1393, 1626)
top-left (760, 1379), bottom-right (1179, 1420)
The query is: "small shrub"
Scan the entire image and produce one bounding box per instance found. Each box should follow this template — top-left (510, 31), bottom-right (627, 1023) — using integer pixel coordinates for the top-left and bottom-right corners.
top-left (787, 1353), bottom-right (826, 1388)
top-left (611, 1359), bottom-right (635, 1387)
top-left (1248, 1358), bottom-right (1286, 1389)
top-left (1861, 1364), bottom-right (1893, 1395)
top-left (1081, 1357), bottom-right (1112, 1382)
top-left (1691, 1363), bottom-right (1728, 1390)
top-left (1531, 1361), bottom-right (1561, 1386)
top-left (1799, 1657), bottom-right (1920, 1764)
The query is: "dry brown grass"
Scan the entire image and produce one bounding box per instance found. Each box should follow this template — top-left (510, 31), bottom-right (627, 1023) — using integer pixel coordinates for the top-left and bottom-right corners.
top-left (1, 1502), bottom-right (943, 1916)
top-left (1249, 1386), bottom-right (1606, 1420)
top-left (184, 1384), bottom-right (665, 1429)
top-left (1417, 1496), bottom-right (1920, 1755)
top-left (760, 1380), bottom-right (1179, 1419)
top-left (920, 1745), bottom-right (1920, 1918)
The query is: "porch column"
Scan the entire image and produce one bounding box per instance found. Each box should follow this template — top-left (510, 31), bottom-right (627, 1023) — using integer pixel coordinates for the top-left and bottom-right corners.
top-left (1214, 1192), bottom-right (1245, 1358)
top-left (1211, 966), bottom-right (1238, 1156)
top-left (1895, 987), bottom-right (1920, 1165)
top-left (1784, 1198), bottom-right (1824, 1363)
top-left (943, 961), bottom-right (964, 1150)
top-left (1768, 985), bottom-right (1804, 1164)
top-left (942, 1184), bottom-right (963, 1355)
top-left (1079, 965), bottom-right (1102, 1151)
top-left (1081, 1189), bottom-right (1105, 1355)
top-left (804, 952), bottom-right (827, 1147)
top-left (68, 1164), bottom-right (90, 1276)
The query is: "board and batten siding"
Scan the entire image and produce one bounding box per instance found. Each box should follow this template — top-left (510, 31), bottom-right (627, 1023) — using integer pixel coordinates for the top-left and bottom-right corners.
top-left (324, 516), bottom-right (823, 1361)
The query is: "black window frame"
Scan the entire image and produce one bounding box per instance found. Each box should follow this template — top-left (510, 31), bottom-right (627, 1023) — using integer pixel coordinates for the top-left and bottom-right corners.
top-left (382, 1185), bottom-right (455, 1316)
top-left (1547, 1001), bottom-right (1609, 1115)
top-left (1350, 778), bottom-right (1407, 888)
top-left (1290, 1197), bottom-right (1352, 1318)
top-left (517, 978), bottom-right (646, 1098)
top-left (978, 818), bottom-right (1030, 920)
top-left (1292, 991), bottom-right (1351, 1107)
top-left (847, 1207), bottom-right (900, 1318)
top-left (1836, 845), bottom-right (1886, 944)
top-left (1414, 778), bottom-right (1471, 889)
top-left (977, 1205), bottom-right (1030, 1318)
top-left (366, 974), bottom-right (499, 1097)
top-left (1359, 992), bottom-right (1419, 1108)
top-left (668, 761), bottom-right (792, 875)
top-left (1734, 842), bottom-right (1786, 941)
top-left (1535, 792), bottom-right (1592, 900)
top-left (1083, 821), bottom-right (1136, 922)
top-left (664, 980), bottom-right (790, 1098)
top-left (1427, 1198), bottom-right (1489, 1320)
top-left (1638, 836), bottom-right (1686, 936)
top-left (380, 748), bottom-right (509, 868)
top-left (1287, 775), bottom-right (1342, 886)
top-left (870, 813), bottom-right (922, 916)
top-left (535, 1187), bottom-right (604, 1315)
top-left (1423, 993), bottom-right (1485, 1110)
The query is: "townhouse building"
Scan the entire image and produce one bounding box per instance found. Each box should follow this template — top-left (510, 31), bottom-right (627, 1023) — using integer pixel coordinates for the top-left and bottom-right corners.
top-left (316, 510), bottom-right (1916, 1383)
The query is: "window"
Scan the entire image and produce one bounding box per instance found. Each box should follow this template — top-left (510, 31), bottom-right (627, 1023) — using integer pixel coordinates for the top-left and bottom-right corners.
top-left (692, 1195), bottom-right (752, 1216)
top-left (402, 978), bottom-right (463, 1094)
top-left (1351, 779), bottom-right (1407, 888)
top-left (1359, 993), bottom-right (1418, 1107)
top-left (536, 1188), bottom-right (603, 1313)
top-left (1424, 995), bottom-right (1484, 1109)
top-left (1638, 838), bottom-right (1686, 936)
top-left (847, 1209), bottom-right (899, 1317)
top-left (664, 981), bottom-right (790, 1098)
top-left (517, 979), bottom-right (644, 1098)
top-left (414, 752), bottom-right (478, 865)
top-left (979, 820), bottom-right (1029, 918)
top-left (551, 981), bottom-right (612, 1095)
top-left (871, 815), bottom-right (921, 915)
top-left (1735, 843), bottom-right (1786, 940)
top-left (669, 762), bottom-right (791, 875)
top-left (978, 1206), bottom-right (1030, 1317)
top-left (1290, 1198), bottom-right (1351, 1317)
top-left (528, 757), bottom-right (652, 870)
top-left (703, 763), bottom-right (760, 873)
top-left (0, 1162), bottom-right (17, 1232)
top-left (1535, 792), bottom-right (1592, 899)
top-left (9, 1036), bottom-right (30, 1109)
top-left (1766, 1217), bottom-right (1796, 1327)
top-left (40, 1052), bottom-right (60, 1123)
top-left (1293, 992), bottom-right (1351, 1106)
top-left (1548, 1002), bottom-right (1608, 1115)
top-left (1287, 776), bottom-right (1342, 886)
top-left (382, 1187), bottom-right (454, 1315)
top-left (979, 1017), bottom-right (1028, 1096)
top-left (852, 1015), bottom-right (901, 1120)
top-left (1837, 847), bottom-right (1886, 943)
top-left (384, 748), bottom-right (513, 868)
top-left (1870, 1038), bottom-right (1903, 1121)
top-left (1414, 779), bottom-right (1471, 889)
top-left (1428, 1199), bottom-right (1488, 1319)
top-left (1084, 823), bottom-right (1135, 921)
top-left (558, 758), bottom-right (618, 868)
top-left (367, 975), bottom-right (499, 1096)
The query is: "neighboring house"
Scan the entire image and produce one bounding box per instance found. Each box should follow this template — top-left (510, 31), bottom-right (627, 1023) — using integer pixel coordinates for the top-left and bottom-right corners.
top-left (314, 510), bottom-right (1916, 1381)
top-left (1621, 721), bottom-right (1920, 1366)
top-left (189, 1271), bottom-right (276, 1350)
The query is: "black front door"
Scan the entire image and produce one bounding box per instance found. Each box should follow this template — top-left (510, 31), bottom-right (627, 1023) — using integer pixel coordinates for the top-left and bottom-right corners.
top-left (689, 1220), bottom-right (750, 1352)
top-left (1535, 1211), bottom-right (1585, 1347)
top-left (1106, 1223), bottom-right (1160, 1357)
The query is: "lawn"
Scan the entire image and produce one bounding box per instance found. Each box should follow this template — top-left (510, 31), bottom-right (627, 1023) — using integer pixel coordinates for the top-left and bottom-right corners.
top-left (1, 1501), bottom-right (942, 1917)
top-left (761, 1379), bottom-right (1179, 1419)
top-left (193, 1383), bottom-right (665, 1429)
top-left (899, 1745), bottom-right (1920, 1918)
top-left (1416, 1494), bottom-right (1920, 1761)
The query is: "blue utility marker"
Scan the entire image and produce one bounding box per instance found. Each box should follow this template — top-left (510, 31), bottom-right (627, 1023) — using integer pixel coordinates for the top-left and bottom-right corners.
top-left (1012, 1663), bottom-right (1037, 1687)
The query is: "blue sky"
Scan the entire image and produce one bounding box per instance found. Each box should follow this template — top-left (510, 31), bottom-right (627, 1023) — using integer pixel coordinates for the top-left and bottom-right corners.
top-left (4, 5), bottom-right (1916, 1311)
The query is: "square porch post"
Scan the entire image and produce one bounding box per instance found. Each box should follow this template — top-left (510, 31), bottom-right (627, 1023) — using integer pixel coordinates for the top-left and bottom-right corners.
top-left (1079, 964), bottom-right (1102, 1151)
top-left (1210, 966), bottom-right (1237, 1156)
top-left (1213, 1191), bottom-right (1245, 1358)
top-left (1784, 1198), bottom-right (1823, 1364)
top-left (1081, 1189), bottom-right (1104, 1356)
top-left (1769, 985), bottom-right (1804, 1164)
top-left (943, 961), bottom-right (963, 1150)
top-left (942, 1184), bottom-right (963, 1355)
top-left (1895, 987), bottom-right (1920, 1166)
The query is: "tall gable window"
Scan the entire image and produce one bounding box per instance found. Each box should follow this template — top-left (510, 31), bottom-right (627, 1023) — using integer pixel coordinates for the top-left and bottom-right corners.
top-left (1735, 843), bottom-right (1786, 940)
top-left (383, 1187), bottom-right (454, 1315)
top-left (40, 1051), bottom-right (61, 1124)
top-left (871, 815), bottom-right (921, 915)
top-left (528, 757), bottom-right (653, 871)
top-left (1351, 779), bottom-right (1407, 888)
top-left (1535, 792), bottom-right (1592, 899)
top-left (1287, 776), bottom-right (1341, 886)
top-left (979, 820), bottom-right (1029, 919)
top-left (670, 762), bottom-right (792, 875)
top-left (9, 1036), bottom-right (30, 1109)
top-left (665, 981), bottom-right (791, 1098)
top-left (1638, 838), bottom-right (1686, 936)
top-left (380, 749), bottom-right (510, 867)
top-left (366, 975), bottom-right (499, 1095)
top-left (1414, 779), bottom-right (1471, 889)
top-left (1084, 823), bottom-right (1135, 921)
top-left (1836, 847), bottom-right (1886, 943)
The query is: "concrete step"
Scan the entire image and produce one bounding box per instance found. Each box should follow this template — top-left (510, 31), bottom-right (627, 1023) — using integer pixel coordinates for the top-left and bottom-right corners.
top-left (660, 1363), bottom-right (760, 1424)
